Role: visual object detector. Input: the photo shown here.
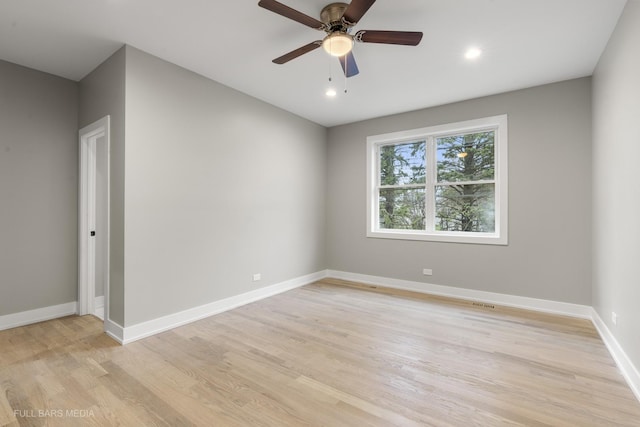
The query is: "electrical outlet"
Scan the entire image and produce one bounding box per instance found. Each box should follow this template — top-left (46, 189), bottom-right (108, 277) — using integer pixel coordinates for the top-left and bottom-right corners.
top-left (252, 273), bottom-right (261, 282)
top-left (612, 312), bottom-right (618, 325)
top-left (422, 268), bottom-right (433, 276)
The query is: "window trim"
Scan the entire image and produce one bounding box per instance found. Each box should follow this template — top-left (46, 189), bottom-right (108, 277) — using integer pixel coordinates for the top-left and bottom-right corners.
top-left (366, 115), bottom-right (508, 245)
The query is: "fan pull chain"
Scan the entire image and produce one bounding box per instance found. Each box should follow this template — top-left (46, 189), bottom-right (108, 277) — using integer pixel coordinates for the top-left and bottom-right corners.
top-left (324, 52), bottom-right (337, 98)
top-left (343, 54), bottom-right (348, 94)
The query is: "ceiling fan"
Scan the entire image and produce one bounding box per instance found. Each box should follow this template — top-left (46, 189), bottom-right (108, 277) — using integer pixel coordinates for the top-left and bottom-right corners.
top-left (258, 0), bottom-right (423, 77)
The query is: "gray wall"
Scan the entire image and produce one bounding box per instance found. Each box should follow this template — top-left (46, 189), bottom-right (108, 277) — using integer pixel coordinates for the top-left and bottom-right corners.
top-left (79, 47), bottom-right (126, 326)
top-left (0, 60), bottom-right (78, 315)
top-left (327, 78), bottom-right (592, 305)
top-left (3, 44), bottom-right (327, 329)
top-left (592, 0), bottom-right (640, 371)
top-left (123, 47), bottom-right (327, 326)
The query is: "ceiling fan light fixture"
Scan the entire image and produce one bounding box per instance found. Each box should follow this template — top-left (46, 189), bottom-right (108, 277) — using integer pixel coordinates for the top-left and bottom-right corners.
top-left (322, 32), bottom-right (353, 57)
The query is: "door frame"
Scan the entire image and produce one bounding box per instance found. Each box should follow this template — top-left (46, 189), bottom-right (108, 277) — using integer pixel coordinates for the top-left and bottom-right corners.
top-left (78, 116), bottom-right (110, 320)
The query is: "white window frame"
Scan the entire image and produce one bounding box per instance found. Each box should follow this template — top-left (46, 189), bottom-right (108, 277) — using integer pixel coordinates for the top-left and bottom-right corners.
top-left (366, 115), bottom-right (508, 245)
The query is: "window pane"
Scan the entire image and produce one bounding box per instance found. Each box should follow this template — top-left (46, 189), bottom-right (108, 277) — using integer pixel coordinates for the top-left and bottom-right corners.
top-left (435, 184), bottom-right (495, 232)
top-left (437, 131), bottom-right (494, 182)
top-left (379, 188), bottom-right (425, 230)
top-left (379, 141), bottom-right (426, 186)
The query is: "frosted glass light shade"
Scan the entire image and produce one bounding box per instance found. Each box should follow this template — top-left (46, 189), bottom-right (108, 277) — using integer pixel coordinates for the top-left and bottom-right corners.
top-left (322, 33), bottom-right (353, 57)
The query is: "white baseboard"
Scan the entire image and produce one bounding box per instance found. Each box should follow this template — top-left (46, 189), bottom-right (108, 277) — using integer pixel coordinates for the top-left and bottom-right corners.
top-left (104, 318), bottom-right (124, 344)
top-left (94, 296), bottom-right (105, 320)
top-left (0, 272), bottom-right (325, 343)
top-left (591, 308), bottom-right (640, 402)
top-left (0, 301), bottom-right (78, 331)
top-left (327, 270), bottom-right (593, 319)
top-left (3, 271), bottom-right (637, 404)
top-left (327, 270), bottom-right (640, 403)
top-left (119, 270), bottom-right (328, 345)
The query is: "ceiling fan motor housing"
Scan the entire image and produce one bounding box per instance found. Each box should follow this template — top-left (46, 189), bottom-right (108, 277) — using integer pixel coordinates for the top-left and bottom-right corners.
top-left (321, 2), bottom-right (351, 30)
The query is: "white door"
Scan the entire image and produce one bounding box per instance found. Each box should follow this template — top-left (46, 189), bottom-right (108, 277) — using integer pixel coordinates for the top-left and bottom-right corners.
top-left (78, 116), bottom-right (110, 322)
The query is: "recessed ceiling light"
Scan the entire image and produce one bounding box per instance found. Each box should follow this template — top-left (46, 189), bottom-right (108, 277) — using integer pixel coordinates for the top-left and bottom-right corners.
top-left (326, 88), bottom-right (337, 97)
top-left (465, 47), bottom-right (482, 60)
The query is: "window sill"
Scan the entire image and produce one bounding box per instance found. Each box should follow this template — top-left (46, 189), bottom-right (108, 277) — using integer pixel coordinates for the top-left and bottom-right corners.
top-left (367, 230), bottom-right (508, 245)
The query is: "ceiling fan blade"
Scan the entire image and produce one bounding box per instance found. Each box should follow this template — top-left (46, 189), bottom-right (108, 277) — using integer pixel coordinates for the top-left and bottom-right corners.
top-left (272, 41), bottom-right (322, 64)
top-left (355, 30), bottom-right (423, 46)
top-left (339, 51), bottom-right (359, 78)
top-left (342, 0), bottom-right (376, 25)
top-left (258, 0), bottom-right (325, 30)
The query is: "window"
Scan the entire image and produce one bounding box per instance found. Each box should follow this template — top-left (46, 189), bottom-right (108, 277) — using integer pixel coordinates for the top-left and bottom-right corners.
top-left (367, 115), bottom-right (508, 245)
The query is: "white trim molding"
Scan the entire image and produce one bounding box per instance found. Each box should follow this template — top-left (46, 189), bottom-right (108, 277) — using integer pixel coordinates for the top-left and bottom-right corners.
top-left (118, 270), bottom-right (327, 345)
top-left (94, 296), bottom-right (105, 320)
top-left (104, 318), bottom-right (124, 344)
top-left (591, 308), bottom-right (640, 402)
top-left (366, 114), bottom-right (508, 245)
top-left (327, 270), bottom-right (639, 403)
top-left (78, 116), bottom-right (111, 319)
top-left (0, 302), bottom-right (77, 331)
top-left (2, 270), bottom-right (637, 404)
top-left (327, 270), bottom-right (593, 319)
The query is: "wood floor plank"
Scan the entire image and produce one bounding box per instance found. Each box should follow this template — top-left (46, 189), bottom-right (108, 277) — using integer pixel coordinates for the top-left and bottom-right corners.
top-left (1, 279), bottom-right (640, 426)
top-left (98, 360), bottom-right (196, 426)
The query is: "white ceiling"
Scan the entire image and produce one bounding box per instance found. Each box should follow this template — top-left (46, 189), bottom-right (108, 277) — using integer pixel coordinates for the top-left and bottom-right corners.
top-left (0, 0), bottom-right (627, 127)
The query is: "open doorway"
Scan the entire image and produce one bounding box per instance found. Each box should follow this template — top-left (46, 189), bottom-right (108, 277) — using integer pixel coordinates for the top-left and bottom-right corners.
top-left (78, 116), bottom-right (110, 325)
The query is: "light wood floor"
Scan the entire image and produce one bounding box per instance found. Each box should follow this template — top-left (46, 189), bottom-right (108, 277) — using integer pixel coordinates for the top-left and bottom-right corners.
top-left (1, 279), bottom-right (639, 426)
